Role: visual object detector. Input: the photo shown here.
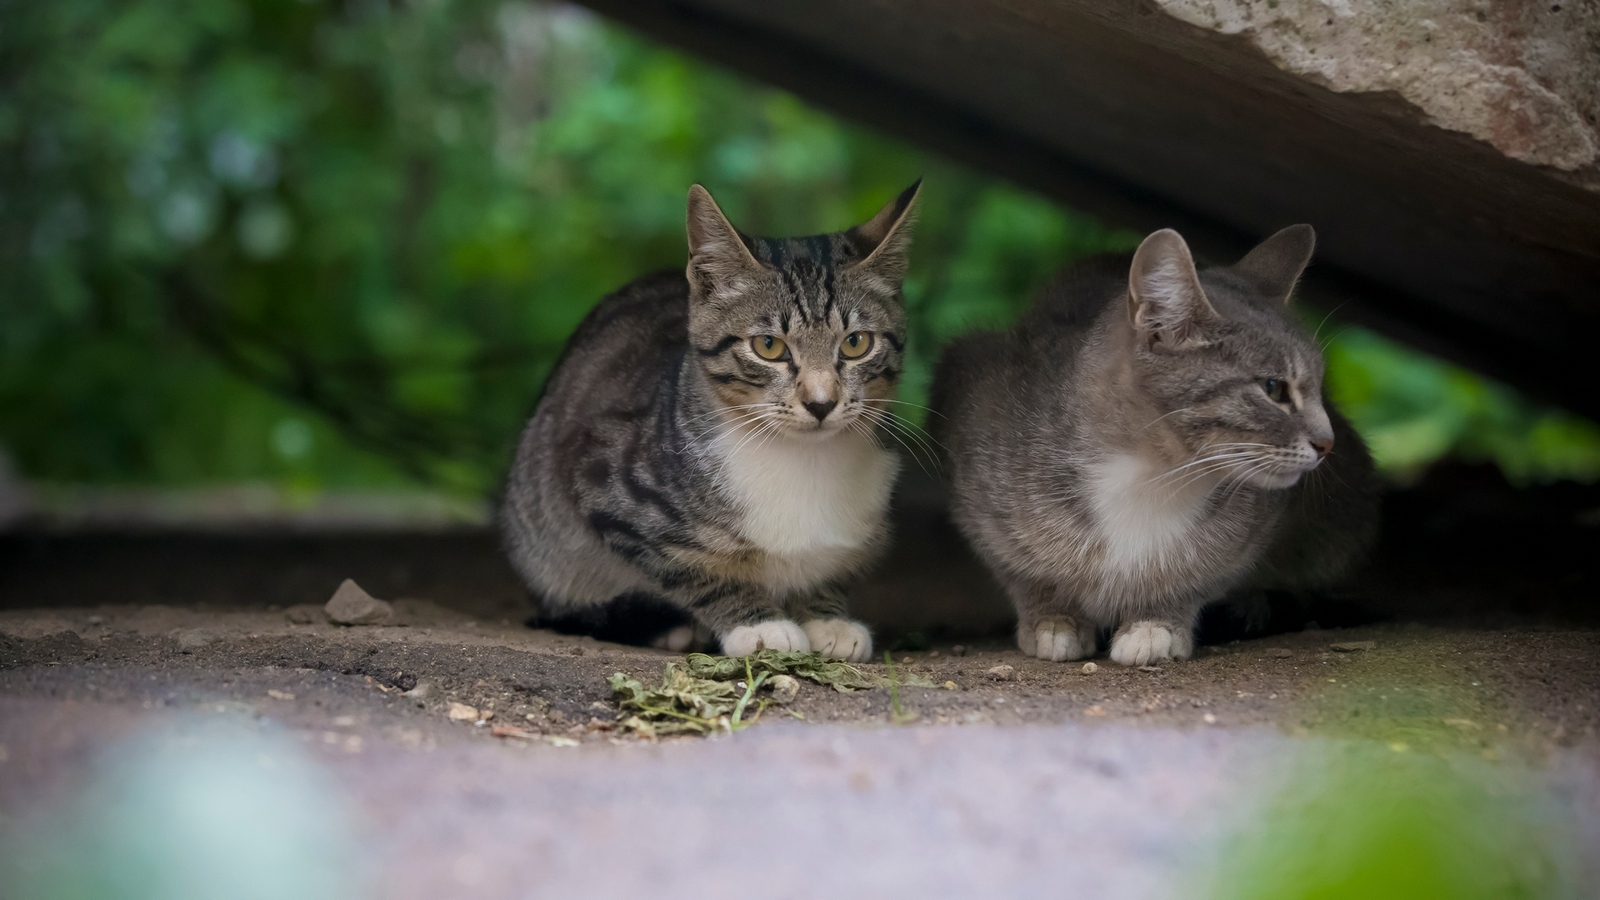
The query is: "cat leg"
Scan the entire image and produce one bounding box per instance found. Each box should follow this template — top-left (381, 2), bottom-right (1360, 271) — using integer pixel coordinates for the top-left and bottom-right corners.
top-left (674, 581), bottom-right (809, 656)
top-left (1108, 616), bottom-right (1197, 666)
top-left (788, 586), bottom-right (872, 663)
top-left (1008, 578), bottom-right (1096, 662)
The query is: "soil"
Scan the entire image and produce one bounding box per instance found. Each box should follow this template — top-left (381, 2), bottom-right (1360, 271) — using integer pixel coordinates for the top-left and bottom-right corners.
top-left (2, 464), bottom-right (1598, 897)
top-left (2, 602), bottom-right (1596, 754)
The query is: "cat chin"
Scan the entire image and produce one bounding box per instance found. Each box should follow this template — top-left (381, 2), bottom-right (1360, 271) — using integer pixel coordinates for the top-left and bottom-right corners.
top-left (1246, 468), bottom-right (1310, 490)
top-left (777, 420), bottom-right (856, 441)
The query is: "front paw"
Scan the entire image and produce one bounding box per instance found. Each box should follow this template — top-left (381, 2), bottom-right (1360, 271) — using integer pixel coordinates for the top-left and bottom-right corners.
top-left (801, 619), bottom-right (872, 662)
top-left (1018, 616), bottom-right (1095, 662)
top-left (1109, 620), bottom-right (1194, 666)
top-left (721, 620), bottom-right (809, 656)
top-left (651, 626), bottom-right (696, 653)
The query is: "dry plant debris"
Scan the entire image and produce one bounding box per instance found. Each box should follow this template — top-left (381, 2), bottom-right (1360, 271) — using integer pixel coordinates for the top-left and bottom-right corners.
top-left (609, 650), bottom-right (933, 738)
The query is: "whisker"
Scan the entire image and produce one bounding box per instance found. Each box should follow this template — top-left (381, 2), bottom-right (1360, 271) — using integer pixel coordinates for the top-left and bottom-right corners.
top-left (858, 407), bottom-right (943, 473)
top-left (687, 407), bottom-right (774, 442)
top-left (858, 407), bottom-right (939, 476)
top-left (860, 397), bottom-right (947, 419)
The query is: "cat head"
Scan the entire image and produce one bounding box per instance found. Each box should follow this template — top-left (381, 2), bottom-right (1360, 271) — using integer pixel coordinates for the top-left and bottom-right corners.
top-left (684, 181), bottom-right (919, 438)
top-left (1123, 225), bottom-right (1333, 489)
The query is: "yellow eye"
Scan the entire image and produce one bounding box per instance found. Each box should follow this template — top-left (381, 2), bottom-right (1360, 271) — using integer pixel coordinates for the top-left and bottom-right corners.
top-left (751, 335), bottom-right (787, 360)
top-left (840, 331), bottom-right (873, 359)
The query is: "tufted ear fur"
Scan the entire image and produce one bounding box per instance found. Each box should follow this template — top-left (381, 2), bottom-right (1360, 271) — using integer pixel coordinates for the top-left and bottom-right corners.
top-left (686, 184), bottom-right (760, 298)
top-left (849, 179), bottom-right (921, 287)
top-left (1232, 224), bottom-right (1316, 305)
top-left (1127, 228), bottom-right (1216, 349)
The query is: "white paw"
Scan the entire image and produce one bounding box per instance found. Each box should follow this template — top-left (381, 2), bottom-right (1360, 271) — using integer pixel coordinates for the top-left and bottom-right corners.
top-left (651, 625), bottom-right (695, 653)
top-left (1109, 620), bottom-right (1194, 666)
top-left (721, 619), bottom-right (809, 656)
top-left (801, 619), bottom-right (873, 662)
top-left (1021, 616), bottom-right (1095, 662)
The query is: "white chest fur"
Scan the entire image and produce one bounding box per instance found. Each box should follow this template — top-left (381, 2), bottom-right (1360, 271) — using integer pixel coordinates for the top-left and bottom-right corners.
top-left (1085, 452), bottom-right (1213, 575)
top-left (712, 426), bottom-right (898, 587)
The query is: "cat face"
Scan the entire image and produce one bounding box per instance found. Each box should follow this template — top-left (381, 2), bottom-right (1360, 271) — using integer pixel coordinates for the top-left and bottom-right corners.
top-left (684, 183), bottom-right (917, 438)
top-left (1126, 226), bottom-right (1335, 489)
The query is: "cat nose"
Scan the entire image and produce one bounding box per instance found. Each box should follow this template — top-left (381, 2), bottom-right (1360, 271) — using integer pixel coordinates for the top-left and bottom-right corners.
top-left (803, 399), bottom-right (837, 421)
top-left (1309, 436), bottom-right (1334, 458)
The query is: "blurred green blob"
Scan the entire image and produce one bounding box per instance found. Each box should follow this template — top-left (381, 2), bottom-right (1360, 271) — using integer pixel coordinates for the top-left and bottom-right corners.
top-left (1325, 328), bottom-right (1600, 484)
top-left (1, 723), bottom-right (362, 900)
top-left (1213, 749), bottom-right (1577, 900)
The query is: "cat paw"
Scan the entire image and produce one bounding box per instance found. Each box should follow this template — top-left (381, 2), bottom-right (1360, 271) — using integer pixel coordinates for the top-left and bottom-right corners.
top-left (801, 619), bottom-right (873, 662)
top-left (721, 620), bottom-right (810, 656)
top-left (651, 626), bottom-right (696, 653)
top-left (1109, 620), bottom-right (1194, 666)
top-left (1020, 616), bottom-right (1095, 662)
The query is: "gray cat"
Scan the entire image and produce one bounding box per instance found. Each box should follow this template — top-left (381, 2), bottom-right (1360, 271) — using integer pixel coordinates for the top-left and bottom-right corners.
top-left (501, 182), bottom-right (921, 661)
top-left (932, 226), bottom-right (1378, 666)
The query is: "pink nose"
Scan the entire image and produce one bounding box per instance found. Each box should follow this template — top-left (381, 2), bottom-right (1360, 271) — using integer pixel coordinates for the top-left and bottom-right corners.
top-left (1310, 437), bottom-right (1334, 458)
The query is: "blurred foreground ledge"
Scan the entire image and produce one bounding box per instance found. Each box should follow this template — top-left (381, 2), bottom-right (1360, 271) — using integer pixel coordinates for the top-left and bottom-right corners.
top-left (580, 0), bottom-right (1600, 418)
top-left (0, 484), bottom-right (490, 533)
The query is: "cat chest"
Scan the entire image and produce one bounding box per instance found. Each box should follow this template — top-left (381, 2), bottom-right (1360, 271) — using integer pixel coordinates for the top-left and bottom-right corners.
top-left (1078, 453), bottom-right (1240, 579)
top-left (713, 431), bottom-right (898, 582)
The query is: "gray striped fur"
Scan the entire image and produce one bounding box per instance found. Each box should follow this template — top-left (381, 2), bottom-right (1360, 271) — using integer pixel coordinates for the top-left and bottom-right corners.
top-left (501, 182), bottom-right (920, 661)
top-left (932, 226), bottom-right (1379, 666)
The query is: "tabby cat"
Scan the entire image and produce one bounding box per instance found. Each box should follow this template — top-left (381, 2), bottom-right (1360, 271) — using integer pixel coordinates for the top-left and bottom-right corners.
top-left (932, 226), bottom-right (1378, 665)
top-left (501, 182), bottom-right (921, 661)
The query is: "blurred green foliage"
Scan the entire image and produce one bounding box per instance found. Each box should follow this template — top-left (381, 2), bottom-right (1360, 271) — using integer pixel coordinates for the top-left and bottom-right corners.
top-left (1211, 748), bottom-right (1576, 900)
top-left (2, 0), bottom-right (1596, 495)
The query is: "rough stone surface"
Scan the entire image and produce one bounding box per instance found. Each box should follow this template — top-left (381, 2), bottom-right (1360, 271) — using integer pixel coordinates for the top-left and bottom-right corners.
top-left (1156, 0), bottom-right (1600, 174)
top-left (324, 579), bottom-right (393, 626)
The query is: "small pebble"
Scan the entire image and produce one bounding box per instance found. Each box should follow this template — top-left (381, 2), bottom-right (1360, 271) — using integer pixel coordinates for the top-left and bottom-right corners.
top-left (446, 702), bottom-right (479, 722)
top-left (266, 689), bottom-right (295, 701)
top-left (325, 579), bottom-right (393, 626)
top-left (768, 674), bottom-right (800, 704)
top-left (985, 664), bottom-right (1016, 681)
top-left (951, 645), bottom-right (967, 657)
top-left (175, 629), bottom-right (217, 650)
top-left (1203, 713), bottom-right (1218, 724)
top-left (1083, 704), bottom-right (1107, 717)
top-left (1330, 641), bottom-right (1376, 652)
top-left (1267, 648), bottom-right (1293, 658)
top-left (284, 605), bottom-right (326, 625)
top-left (1081, 662), bottom-right (1099, 675)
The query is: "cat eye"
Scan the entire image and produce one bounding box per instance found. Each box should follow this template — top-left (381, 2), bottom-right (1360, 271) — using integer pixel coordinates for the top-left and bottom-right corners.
top-left (1261, 378), bottom-right (1291, 404)
top-left (751, 334), bottom-right (788, 361)
top-left (839, 331), bottom-right (873, 359)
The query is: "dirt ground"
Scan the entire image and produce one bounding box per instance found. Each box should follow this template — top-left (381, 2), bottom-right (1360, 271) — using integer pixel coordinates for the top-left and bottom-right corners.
top-left (2, 466), bottom-right (1598, 898)
top-left (1, 602), bottom-right (1598, 753)
top-left (2, 599), bottom-right (1600, 899)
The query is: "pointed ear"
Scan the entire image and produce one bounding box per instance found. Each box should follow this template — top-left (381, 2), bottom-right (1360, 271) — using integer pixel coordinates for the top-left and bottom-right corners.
top-left (850, 179), bottom-right (921, 284)
top-left (686, 184), bottom-right (759, 295)
top-left (1232, 224), bottom-right (1315, 305)
top-left (1127, 229), bottom-right (1216, 349)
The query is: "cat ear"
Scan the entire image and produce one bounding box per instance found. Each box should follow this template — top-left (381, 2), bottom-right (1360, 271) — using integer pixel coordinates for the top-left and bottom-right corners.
top-left (1127, 228), bottom-right (1216, 348)
top-left (1232, 224), bottom-right (1315, 305)
top-left (850, 179), bottom-right (922, 286)
top-left (686, 184), bottom-right (760, 296)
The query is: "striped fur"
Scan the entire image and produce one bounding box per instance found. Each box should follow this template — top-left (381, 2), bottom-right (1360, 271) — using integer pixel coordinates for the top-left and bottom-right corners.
top-left (501, 183), bottom-right (920, 661)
